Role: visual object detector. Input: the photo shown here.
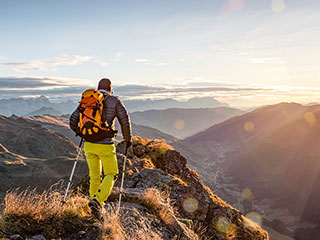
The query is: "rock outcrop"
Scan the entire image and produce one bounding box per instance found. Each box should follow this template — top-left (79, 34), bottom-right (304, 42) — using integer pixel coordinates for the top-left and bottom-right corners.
top-left (78, 137), bottom-right (269, 239)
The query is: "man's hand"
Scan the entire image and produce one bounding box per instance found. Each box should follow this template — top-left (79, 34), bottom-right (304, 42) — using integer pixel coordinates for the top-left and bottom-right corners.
top-left (75, 128), bottom-right (84, 138)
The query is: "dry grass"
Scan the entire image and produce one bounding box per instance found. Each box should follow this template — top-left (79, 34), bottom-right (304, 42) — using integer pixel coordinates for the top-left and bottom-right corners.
top-left (141, 188), bottom-right (176, 226)
top-left (0, 215), bottom-right (4, 236)
top-left (191, 220), bottom-right (208, 240)
top-left (103, 204), bottom-right (162, 240)
top-left (141, 157), bottom-right (155, 169)
top-left (133, 137), bottom-right (174, 159)
top-left (132, 136), bottom-right (174, 151)
top-left (0, 186), bottom-right (96, 239)
top-left (132, 136), bottom-right (150, 146)
top-left (131, 229), bottom-right (163, 240)
top-left (158, 208), bottom-right (176, 226)
top-left (141, 188), bottom-right (163, 210)
top-left (103, 206), bottom-right (125, 240)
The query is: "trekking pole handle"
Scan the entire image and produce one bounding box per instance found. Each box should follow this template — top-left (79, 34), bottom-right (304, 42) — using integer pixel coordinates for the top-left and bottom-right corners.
top-left (62, 138), bottom-right (84, 203)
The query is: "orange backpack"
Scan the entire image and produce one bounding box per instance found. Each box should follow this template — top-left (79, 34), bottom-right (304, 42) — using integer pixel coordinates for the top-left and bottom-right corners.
top-left (78, 89), bottom-right (115, 142)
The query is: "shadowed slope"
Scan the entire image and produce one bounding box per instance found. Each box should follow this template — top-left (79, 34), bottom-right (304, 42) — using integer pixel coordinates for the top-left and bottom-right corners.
top-left (185, 103), bottom-right (320, 239)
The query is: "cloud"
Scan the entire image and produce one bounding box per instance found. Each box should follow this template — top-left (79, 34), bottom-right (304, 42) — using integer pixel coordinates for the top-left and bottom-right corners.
top-left (0, 87), bottom-right (88, 98)
top-left (2, 77), bottom-right (318, 108)
top-left (135, 58), bottom-right (150, 63)
top-left (3, 60), bottom-right (47, 72)
top-left (113, 84), bottom-right (270, 98)
top-left (93, 59), bottom-right (108, 67)
top-left (0, 56), bottom-right (7, 61)
top-left (2, 54), bottom-right (96, 72)
top-left (251, 57), bottom-right (274, 64)
top-left (114, 85), bottom-right (166, 96)
top-left (0, 77), bottom-right (270, 100)
top-left (0, 77), bottom-right (61, 88)
top-left (51, 55), bottom-right (92, 66)
top-left (0, 76), bottom-right (92, 90)
top-left (156, 62), bottom-right (168, 66)
top-left (237, 52), bottom-right (253, 56)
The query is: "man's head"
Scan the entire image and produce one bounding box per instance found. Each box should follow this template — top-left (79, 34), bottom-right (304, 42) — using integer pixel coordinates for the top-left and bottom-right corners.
top-left (98, 78), bottom-right (112, 92)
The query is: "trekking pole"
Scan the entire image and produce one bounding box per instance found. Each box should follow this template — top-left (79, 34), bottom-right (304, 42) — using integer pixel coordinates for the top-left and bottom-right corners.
top-left (117, 143), bottom-right (129, 215)
top-left (62, 138), bottom-right (84, 204)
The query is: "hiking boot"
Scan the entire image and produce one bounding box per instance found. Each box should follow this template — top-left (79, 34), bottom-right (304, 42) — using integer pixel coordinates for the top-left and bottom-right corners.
top-left (88, 199), bottom-right (103, 221)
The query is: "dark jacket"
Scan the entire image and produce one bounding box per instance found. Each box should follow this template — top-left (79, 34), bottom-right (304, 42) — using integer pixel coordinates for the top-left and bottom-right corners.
top-left (69, 94), bottom-right (132, 144)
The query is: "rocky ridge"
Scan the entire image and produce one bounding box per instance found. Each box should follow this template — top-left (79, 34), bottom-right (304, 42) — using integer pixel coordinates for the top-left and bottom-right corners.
top-left (77, 137), bottom-right (269, 239)
top-left (0, 114), bottom-right (269, 239)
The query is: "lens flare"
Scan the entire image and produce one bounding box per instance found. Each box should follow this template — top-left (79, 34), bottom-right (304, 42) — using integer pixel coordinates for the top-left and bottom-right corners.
top-left (222, 0), bottom-right (246, 13)
top-left (182, 197), bottom-right (199, 213)
top-left (242, 188), bottom-right (254, 200)
top-left (173, 119), bottom-right (185, 130)
top-left (271, 0), bottom-right (286, 13)
top-left (229, 0), bottom-right (245, 10)
top-left (243, 121), bottom-right (255, 132)
top-left (216, 216), bottom-right (236, 237)
top-left (246, 212), bottom-right (263, 226)
top-left (304, 112), bottom-right (317, 127)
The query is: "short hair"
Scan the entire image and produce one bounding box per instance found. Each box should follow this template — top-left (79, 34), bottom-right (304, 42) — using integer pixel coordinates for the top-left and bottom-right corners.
top-left (98, 78), bottom-right (112, 92)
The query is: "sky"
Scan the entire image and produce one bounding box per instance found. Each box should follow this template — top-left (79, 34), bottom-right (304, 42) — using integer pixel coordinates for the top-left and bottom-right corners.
top-left (0, 0), bottom-right (320, 107)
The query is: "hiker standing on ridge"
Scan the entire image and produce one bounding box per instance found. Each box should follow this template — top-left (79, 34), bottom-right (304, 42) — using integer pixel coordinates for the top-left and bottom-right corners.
top-left (69, 78), bottom-right (132, 219)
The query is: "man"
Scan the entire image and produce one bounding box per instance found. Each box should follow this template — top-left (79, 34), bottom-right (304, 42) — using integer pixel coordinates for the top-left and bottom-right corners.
top-left (69, 78), bottom-right (132, 219)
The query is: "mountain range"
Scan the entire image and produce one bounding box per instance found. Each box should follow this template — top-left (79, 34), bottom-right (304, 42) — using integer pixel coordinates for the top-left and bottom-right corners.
top-left (123, 97), bottom-right (228, 112)
top-left (0, 96), bottom-right (77, 117)
top-left (21, 114), bottom-right (213, 172)
top-left (0, 96), bottom-right (229, 117)
top-left (25, 106), bottom-right (64, 117)
top-left (130, 107), bottom-right (243, 138)
top-left (186, 102), bottom-right (320, 239)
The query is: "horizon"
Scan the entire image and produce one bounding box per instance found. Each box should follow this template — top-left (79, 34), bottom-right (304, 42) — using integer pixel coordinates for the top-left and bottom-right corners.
top-left (1, 93), bottom-right (318, 114)
top-left (1, 0), bottom-right (320, 107)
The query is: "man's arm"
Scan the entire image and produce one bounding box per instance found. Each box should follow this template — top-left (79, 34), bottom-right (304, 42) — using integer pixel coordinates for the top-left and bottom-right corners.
top-left (115, 99), bottom-right (132, 142)
top-left (69, 108), bottom-right (80, 134)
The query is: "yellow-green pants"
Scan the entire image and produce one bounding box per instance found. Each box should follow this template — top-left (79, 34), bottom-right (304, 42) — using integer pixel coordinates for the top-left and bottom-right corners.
top-left (84, 142), bottom-right (118, 207)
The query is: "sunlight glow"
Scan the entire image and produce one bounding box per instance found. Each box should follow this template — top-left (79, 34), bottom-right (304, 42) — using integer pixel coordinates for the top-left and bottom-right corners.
top-left (304, 112), bottom-right (317, 127)
top-left (246, 212), bottom-right (263, 226)
top-left (222, 0), bottom-right (246, 13)
top-left (182, 197), bottom-right (199, 213)
top-left (244, 121), bottom-right (255, 132)
top-left (242, 188), bottom-right (254, 200)
top-left (216, 216), bottom-right (236, 238)
top-left (173, 119), bottom-right (185, 130)
top-left (271, 0), bottom-right (286, 13)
